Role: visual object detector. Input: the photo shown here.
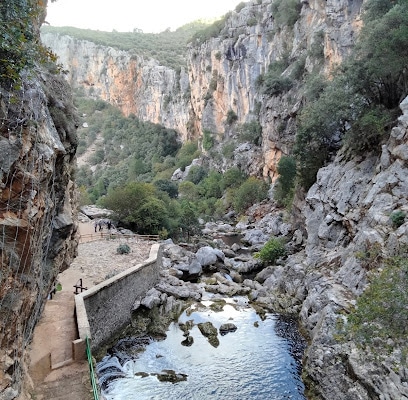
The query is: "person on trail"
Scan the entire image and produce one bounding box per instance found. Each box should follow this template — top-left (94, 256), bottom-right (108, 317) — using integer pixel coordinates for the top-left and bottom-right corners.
top-left (98, 220), bottom-right (103, 231)
top-left (107, 220), bottom-right (112, 230)
top-left (94, 220), bottom-right (98, 232)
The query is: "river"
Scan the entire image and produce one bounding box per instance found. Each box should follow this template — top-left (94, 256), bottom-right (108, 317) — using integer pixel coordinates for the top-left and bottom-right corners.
top-left (97, 298), bottom-right (306, 400)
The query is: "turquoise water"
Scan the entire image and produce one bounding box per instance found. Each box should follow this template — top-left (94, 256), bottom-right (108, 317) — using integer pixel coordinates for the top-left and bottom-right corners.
top-left (97, 300), bottom-right (306, 400)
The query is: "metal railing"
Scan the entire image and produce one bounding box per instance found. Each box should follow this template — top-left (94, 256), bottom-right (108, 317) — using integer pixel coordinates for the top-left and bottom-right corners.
top-left (86, 336), bottom-right (100, 400)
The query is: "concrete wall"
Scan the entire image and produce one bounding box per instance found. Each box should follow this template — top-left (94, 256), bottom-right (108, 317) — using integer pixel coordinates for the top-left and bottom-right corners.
top-left (75, 243), bottom-right (162, 351)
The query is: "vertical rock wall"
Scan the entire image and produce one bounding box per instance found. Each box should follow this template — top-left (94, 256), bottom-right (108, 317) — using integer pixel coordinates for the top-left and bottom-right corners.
top-left (42, 0), bottom-right (363, 180)
top-left (0, 68), bottom-right (78, 399)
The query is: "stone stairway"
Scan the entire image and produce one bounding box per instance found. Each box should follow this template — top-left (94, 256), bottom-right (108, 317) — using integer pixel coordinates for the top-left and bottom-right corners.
top-left (27, 289), bottom-right (94, 399)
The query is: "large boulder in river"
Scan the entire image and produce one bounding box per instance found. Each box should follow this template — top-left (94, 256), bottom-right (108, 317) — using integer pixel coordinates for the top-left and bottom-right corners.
top-left (173, 258), bottom-right (203, 281)
top-left (196, 246), bottom-right (225, 267)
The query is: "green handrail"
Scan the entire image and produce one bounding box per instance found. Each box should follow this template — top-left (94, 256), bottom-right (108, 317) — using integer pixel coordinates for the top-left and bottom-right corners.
top-left (86, 336), bottom-right (100, 400)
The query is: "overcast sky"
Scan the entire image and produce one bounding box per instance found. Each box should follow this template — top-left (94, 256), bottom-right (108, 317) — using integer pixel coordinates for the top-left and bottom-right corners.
top-left (45, 0), bottom-right (243, 33)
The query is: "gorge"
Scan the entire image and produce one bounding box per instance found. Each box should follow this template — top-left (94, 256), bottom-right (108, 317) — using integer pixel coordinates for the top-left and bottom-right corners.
top-left (1, 0), bottom-right (408, 399)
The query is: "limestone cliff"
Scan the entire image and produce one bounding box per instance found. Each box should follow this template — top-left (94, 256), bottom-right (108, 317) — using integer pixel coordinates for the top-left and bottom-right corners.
top-left (41, 0), bottom-right (362, 180)
top-left (262, 95), bottom-right (408, 399)
top-left (40, 33), bottom-right (192, 141)
top-left (0, 2), bottom-right (78, 397)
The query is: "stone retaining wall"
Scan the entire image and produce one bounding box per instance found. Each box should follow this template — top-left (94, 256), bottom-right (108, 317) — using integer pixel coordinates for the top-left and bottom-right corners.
top-left (75, 243), bottom-right (162, 352)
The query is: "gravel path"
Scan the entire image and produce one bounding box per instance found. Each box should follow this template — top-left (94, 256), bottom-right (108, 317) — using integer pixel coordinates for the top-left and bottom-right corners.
top-left (59, 223), bottom-right (156, 295)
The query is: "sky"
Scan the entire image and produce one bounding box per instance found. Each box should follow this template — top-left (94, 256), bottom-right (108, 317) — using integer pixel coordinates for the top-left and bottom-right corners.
top-left (45, 0), bottom-right (244, 33)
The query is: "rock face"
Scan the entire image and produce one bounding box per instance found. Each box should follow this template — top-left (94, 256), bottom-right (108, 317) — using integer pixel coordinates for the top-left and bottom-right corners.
top-left (41, 0), bottom-right (362, 179)
top-left (37, 0), bottom-right (408, 398)
top-left (40, 32), bottom-right (192, 141)
top-left (0, 8), bottom-right (78, 398)
top-left (265, 97), bottom-right (408, 399)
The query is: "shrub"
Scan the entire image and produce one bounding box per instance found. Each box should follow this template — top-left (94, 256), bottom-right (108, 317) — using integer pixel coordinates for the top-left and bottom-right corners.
top-left (238, 121), bottom-right (262, 145)
top-left (233, 177), bottom-right (268, 212)
top-left (226, 109), bottom-right (238, 125)
top-left (271, 0), bottom-right (302, 27)
top-left (340, 257), bottom-right (408, 348)
top-left (235, 2), bottom-right (246, 13)
top-left (254, 238), bottom-right (286, 264)
top-left (187, 165), bottom-right (208, 184)
top-left (274, 156), bottom-right (297, 207)
top-left (117, 244), bottom-right (130, 254)
top-left (202, 130), bottom-right (214, 151)
top-left (344, 106), bottom-right (392, 155)
top-left (390, 210), bottom-right (406, 228)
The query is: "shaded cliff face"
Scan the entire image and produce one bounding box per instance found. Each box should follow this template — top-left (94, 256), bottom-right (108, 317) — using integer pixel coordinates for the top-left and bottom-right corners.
top-left (263, 96), bottom-right (408, 399)
top-left (0, 62), bottom-right (78, 400)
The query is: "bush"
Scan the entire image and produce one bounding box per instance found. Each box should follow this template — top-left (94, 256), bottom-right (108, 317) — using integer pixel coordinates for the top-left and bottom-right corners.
top-left (233, 177), bottom-right (268, 212)
top-left (344, 106), bottom-right (392, 155)
top-left (340, 257), bottom-right (408, 348)
top-left (235, 2), bottom-right (246, 13)
top-left (238, 121), bottom-right (262, 145)
top-left (226, 109), bottom-right (238, 125)
top-left (202, 130), bottom-right (214, 151)
top-left (254, 238), bottom-right (286, 264)
top-left (390, 210), bottom-right (406, 228)
top-left (117, 244), bottom-right (130, 254)
top-left (271, 0), bottom-right (302, 27)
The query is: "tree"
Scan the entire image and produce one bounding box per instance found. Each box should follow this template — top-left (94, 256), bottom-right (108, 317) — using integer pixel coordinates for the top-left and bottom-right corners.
top-left (137, 197), bottom-right (168, 234)
top-left (100, 182), bottom-right (155, 228)
top-left (233, 177), bottom-right (268, 213)
top-left (274, 156), bottom-right (297, 206)
top-left (179, 200), bottom-right (200, 241)
top-left (154, 179), bottom-right (178, 198)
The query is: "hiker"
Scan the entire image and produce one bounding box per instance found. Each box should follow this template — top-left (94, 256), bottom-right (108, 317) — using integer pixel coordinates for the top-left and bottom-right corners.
top-left (98, 220), bottom-right (103, 231)
top-left (107, 220), bottom-right (112, 230)
top-left (94, 220), bottom-right (98, 232)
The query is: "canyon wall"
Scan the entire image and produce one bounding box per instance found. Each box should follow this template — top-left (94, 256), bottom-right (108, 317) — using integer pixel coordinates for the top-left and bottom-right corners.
top-left (0, 2), bottom-right (78, 398)
top-left (41, 0), bottom-right (362, 180)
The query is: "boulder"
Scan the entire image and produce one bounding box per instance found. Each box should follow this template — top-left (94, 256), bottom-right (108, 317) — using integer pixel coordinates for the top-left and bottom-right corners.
top-left (219, 323), bottom-right (237, 335)
top-left (196, 246), bottom-right (225, 267)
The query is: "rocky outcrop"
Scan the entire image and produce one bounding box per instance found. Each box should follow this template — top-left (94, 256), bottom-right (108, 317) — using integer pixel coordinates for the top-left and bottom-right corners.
top-left (264, 97), bottom-right (408, 399)
top-left (0, 7), bottom-right (78, 397)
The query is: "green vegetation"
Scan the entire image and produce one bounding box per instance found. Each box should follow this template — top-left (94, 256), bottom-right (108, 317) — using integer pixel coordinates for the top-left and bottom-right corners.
top-left (256, 57), bottom-right (293, 97)
top-left (117, 244), bottom-right (131, 254)
top-left (41, 21), bottom-right (209, 69)
top-left (226, 110), bottom-right (238, 125)
top-left (233, 177), bottom-right (269, 213)
top-left (390, 210), bottom-right (406, 229)
top-left (74, 94), bottom-right (181, 200)
top-left (238, 120), bottom-right (262, 145)
top-left (76, 94), bottom-right (268, 236)
top-left (0, 0), bottom-right (58, 88)
top-left (294, 0), bottom-right (408, 189)
top-left (254, 237), bottom-right (286, 264)
top-left (339, 256), bottom-right (408, 359)
top-left (271, 0), bottom-right (302, 28)
top-left (274, 156), bottom-right (297, 207)
top-left (202, 129), bottom-right (214, 151)
top-left (191, 14), bottom-right (232, 45)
